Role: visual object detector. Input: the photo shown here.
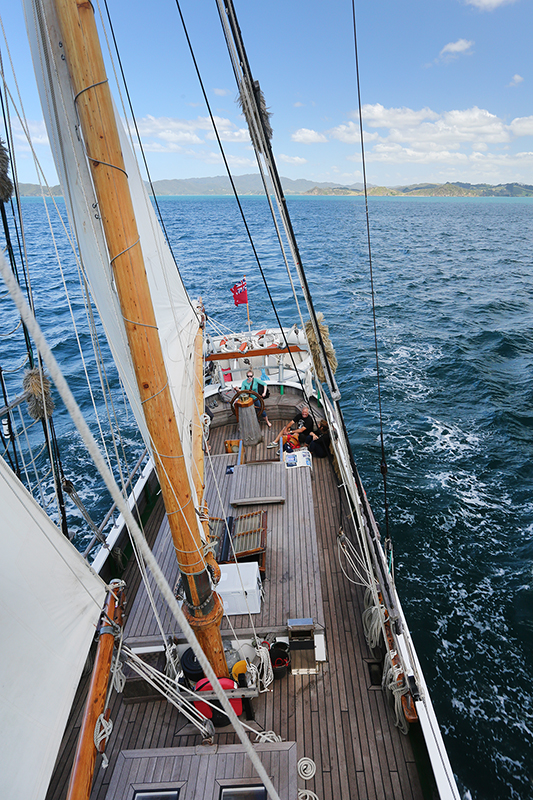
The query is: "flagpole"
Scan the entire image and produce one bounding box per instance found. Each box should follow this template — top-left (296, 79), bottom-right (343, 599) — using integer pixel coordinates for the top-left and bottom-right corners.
top-left (244, 274), bottom-right (251, 332)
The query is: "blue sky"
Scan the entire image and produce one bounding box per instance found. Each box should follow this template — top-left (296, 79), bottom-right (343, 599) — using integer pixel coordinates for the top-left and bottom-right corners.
top-left (2, 0), bottom-right (533, 187)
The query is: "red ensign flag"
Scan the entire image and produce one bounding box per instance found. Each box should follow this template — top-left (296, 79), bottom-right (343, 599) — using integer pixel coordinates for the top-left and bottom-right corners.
top-left (231, 278), bottom-right (248, 306)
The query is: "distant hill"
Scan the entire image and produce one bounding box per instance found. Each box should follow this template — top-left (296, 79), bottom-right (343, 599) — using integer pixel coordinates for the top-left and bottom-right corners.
top-left (305, 181), bottom-right (533, 198)
top-left (147, 174), bottom-right (348, 195)
top-left (16, 177), bottom-right (533, 198)
top-left (18, 182), bottom-right (62, 196)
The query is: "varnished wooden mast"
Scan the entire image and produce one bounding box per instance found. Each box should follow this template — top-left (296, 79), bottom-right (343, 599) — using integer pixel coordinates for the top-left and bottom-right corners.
top-left (54, 0), bottom-right (227, 674)
top-left (66, 584), bottom-right (124, 800)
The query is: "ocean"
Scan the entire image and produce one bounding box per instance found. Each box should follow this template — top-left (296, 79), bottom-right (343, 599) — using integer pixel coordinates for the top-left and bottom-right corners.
top-left (2, 194), bottom-right (532, 800)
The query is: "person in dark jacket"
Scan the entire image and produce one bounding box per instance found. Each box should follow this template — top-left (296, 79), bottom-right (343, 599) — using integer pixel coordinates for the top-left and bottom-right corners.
top-left (305, 419), bottom-right (330, 458)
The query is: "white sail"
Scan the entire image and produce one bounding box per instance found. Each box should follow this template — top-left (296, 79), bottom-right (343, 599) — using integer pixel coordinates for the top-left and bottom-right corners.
top-left (24, 0), bottom-right (202, 501)
top-left (0, 455), bottom-right (107, 800)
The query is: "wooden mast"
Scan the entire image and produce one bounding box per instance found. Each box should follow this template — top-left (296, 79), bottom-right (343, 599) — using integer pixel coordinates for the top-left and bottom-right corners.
top-left (66, 583), bottom-right (124, 800)
top-left (54, 0), bottom-right (227, 674)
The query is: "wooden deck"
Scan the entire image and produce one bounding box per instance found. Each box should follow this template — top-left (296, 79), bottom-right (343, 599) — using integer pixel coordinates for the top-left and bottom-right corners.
top-left (46, 403), bottom-right (425, 800)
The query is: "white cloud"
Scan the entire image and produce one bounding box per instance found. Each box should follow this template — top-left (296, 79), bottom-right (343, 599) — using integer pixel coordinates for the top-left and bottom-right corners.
top-left (136, 115), bottom-right (250, 148)
top-left (291, 128), bottom-right (328, 144)
top-left (359, 104), bottom-right (439, 129)
top-left (439, 39), bottom-right (474, 59)
top-left (362, 106), bottom-right (510, 151)
top-left (294, 101), bottom-right (304, 108)
top-left (279, 154), bottom-right (308, 164)
top-left (510, 116), bottom-right (533, 136)
top-left (508, 74), bottom-right (524, 87)
top-left (465, 0), bottom-right (517, 9)
top-left (329, 121), bottom-right (379, 144)
top-left (284, 103), bottom-right (533, 182)
top-left (205, 128), bottom-right (250, 143)
top-left (338, 103), bottom-right (533, 181)
top-left (213, 88), bottom-right (231, 96)
top-left (367, 142), bottom-right (469, 165)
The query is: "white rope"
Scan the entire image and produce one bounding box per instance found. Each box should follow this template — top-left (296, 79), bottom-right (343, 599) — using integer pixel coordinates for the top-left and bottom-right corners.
top-left (0, 260), bottom-right (282, 800)
top-left (382, 651), bottom-right (409, 735)
top-left (122, 647), bottom-right (213, 736)
top-left (297, 791), bottom-right (319, 800)
top-left (111, 654), bottom-right (126, 694)
top-left (255, 644), bottom-right (274, 692)
top-left (337, 532), bottom-right (374, 589)
top-left (362, 588), bottom-right (384, 652)
top-left (255, 730), bottom-right (282, 743)
top-left (297, 758), bottom-right (317, 780)
top-left (94, 714), bottom-right (113, 768)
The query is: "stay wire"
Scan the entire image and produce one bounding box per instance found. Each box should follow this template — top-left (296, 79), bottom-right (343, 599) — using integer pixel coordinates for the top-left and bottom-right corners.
top-left (219, 0), bottom-right (338, 407)
top-left (0, 83), bottom-right (35, 367)
top-left (0, 72), bottom-right (70, 535)
top-left (99, 0), bottom-right (200, 323)
top-left (173, 0), bottom-right (312, 409)
top-left (351, 0), bottom-right (391, 547)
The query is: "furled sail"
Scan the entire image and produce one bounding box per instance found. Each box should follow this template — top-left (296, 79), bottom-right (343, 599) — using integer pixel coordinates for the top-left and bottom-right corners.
top-left (23, 0), bottom-right (202, 498)
top-left (0, 455), bottom-right (107, 800)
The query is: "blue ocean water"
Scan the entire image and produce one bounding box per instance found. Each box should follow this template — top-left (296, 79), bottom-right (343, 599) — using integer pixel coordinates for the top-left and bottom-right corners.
top-left (2, 195), bottom-right (532, 799)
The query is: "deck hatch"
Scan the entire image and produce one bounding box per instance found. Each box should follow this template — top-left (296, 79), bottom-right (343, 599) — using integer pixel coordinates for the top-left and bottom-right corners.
top-left (230, 462), bottom-right (286, 505)
top-left (208, 511), bottom-right (267, 575)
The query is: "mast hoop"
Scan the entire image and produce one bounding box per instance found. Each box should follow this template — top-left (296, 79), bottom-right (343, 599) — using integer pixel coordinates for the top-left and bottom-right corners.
top-left (139, 380), bottom-right (169, 405)
top-left (87, 156), bottom-right (127, 176)
top-left (109, 236), bottom-right (141, 265)
top-left (122, 315), bottom-right (159, 331)
top-left (73, 78), bottom-right (109, 104)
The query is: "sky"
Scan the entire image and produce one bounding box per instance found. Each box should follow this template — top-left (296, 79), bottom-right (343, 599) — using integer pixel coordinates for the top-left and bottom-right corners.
top-left (2, 0), bottom-right (533, 187)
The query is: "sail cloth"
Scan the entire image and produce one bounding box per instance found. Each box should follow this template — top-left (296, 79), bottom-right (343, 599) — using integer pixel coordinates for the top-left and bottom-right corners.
top-left (23, 0), bottom-right (201, 508)
top-left (0, 456), bottom-right (107, 800)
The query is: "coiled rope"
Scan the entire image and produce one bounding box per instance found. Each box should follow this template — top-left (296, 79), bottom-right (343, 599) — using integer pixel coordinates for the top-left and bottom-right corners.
top-left (382, 651), bottom-right (409, 735)
top-left (362, 587), bottom-right (384, 652)
top-left (297, 758), bottom-right (317, 781)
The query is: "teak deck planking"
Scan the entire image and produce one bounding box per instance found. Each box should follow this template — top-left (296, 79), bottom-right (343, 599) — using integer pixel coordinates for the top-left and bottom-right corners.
top-left (46, 406), bottom-right (424, 800)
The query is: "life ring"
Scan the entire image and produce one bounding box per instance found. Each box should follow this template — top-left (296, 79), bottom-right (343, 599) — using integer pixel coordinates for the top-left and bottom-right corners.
top-left (238, 341), bottom-right (248, 353)
top-left (257, 332), bottom-right (276, 348)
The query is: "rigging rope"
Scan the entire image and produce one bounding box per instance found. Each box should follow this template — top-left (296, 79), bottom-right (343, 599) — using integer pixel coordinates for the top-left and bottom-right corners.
top-left (350, 0), bottom-right (391, 552)
top-left (172, 0), bottom-right (313, 411)
top-left (0, 257), bottom-right (282, 800)
top-left (97, 0), bottom-right (200, 323)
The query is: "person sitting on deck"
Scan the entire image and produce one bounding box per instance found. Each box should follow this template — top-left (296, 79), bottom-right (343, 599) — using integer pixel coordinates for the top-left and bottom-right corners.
top-left (240, 370), bottom-right (271, 428)
top-left (267, 405), bottom-right (313, 449)
top-left (304, 419), bottom-right (331, 458)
